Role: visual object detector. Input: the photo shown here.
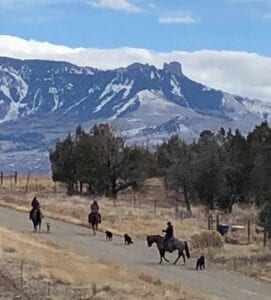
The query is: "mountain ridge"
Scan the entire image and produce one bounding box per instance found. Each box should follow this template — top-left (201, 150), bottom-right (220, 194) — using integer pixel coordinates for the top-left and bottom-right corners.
top-left (0, 56), bottom-right (270, 171)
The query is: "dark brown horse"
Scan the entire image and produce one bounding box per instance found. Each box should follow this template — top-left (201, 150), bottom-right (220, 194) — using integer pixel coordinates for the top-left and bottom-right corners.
top-left (88, 212), bottom-right (101, 235)
top-left (29, 207), bottom-right (43, 233)
top-left (146, 235), bottom-right (190, 265)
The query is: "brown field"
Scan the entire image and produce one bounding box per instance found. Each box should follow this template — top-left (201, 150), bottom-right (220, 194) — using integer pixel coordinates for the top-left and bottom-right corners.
top-left (0, 226), bottom-right (218, 300)
top-left (0, 174), bottom-right (270, 283)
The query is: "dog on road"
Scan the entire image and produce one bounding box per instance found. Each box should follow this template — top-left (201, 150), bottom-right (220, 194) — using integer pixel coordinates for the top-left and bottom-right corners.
top-left (46, 222), bottom-right (51, 234)
top-left (124, 233), bottom-right (133, 245)
top-left (105, 230), bottom-right (113, 241)
top-left (196, 255), bottom-right (205, 270)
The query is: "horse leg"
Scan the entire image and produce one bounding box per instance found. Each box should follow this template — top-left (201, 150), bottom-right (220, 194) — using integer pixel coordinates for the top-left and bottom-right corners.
top-left (39, 221), bottom-right (41, 232)
top-left (173, 250), bottom-right (181, 265)
top-left (163, 252), bottom-right (170, 262)
top-left (182, 252), bottom-right (186, 265)
top-left (159, 251), bottom-right (163, 264)
top-left (92, 224), bottom-right (96, 236)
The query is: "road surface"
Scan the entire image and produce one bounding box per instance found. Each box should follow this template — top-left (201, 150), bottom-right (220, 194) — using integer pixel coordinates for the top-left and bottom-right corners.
top-left (0, 207), bottom-right (271, 300)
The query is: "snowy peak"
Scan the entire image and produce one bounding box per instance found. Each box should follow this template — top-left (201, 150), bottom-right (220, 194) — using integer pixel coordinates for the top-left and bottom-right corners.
top-left (163, 61), bottom-right (183, 76)
top-left (0, 56), bottom-right (270, 140)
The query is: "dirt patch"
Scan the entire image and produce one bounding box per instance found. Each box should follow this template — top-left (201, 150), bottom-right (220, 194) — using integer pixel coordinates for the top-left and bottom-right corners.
top-left (0, 271), bottom-right (30, 300)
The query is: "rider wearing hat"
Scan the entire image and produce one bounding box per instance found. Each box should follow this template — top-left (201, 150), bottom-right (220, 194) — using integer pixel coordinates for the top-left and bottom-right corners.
top-left (162, 221), bottom-right (174, 248)
top-left (31, 196), bottom-right (40, 209)
top-left (90, 199), bottom-right (101, 223)
top-left (90, 200), bottom-right (99, 213)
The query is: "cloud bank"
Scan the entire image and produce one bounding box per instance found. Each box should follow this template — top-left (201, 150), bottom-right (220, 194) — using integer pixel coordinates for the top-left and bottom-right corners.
top-left (88, 0), bottom-right (140, 12)
top-left (0, 35), bottom-right (271, 102)
top-left (158, 15), bottom-right (198, 24)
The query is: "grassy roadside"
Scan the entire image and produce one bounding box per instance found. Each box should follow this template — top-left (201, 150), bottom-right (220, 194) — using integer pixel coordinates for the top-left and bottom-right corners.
top-left (0, 225), bottom-right (219, 300)
top-left (0, 175), bottom-right (270, 284)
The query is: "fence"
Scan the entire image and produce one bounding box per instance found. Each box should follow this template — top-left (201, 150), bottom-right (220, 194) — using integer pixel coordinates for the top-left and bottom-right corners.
top-left (0, 171), bottom-right (17, 186)
top-left (207, 213), bottom-right (269, 247)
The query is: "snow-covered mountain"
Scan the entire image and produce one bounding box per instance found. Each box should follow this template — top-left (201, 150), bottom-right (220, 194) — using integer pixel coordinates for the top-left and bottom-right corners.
top-left (0, 57), bottom-right (270, 171)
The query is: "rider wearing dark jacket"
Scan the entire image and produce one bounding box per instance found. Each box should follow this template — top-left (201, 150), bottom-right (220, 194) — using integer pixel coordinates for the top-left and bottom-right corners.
top-left (90, 200), bottom-right (99, 213)
top-left (162, 222), bottom-right (174, 248)
top-left (31, 196), bottom-right (40, 209)
top-left (163, 222), bottom-right (174, 239)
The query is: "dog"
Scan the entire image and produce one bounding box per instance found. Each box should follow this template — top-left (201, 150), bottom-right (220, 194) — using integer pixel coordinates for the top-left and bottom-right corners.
top-left (46, 222), bottom-right (51, 234)
top-left (124, 233), bottom-right (133, 245)
top-left (196, 255), bottom-right (205, 270)
top-left (105, 230), bottom-right (113, 241)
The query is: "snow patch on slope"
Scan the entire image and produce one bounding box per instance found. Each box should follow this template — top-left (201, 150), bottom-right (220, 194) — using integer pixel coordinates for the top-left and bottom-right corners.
top-left (94, 79), bottom-right (134, 113)
top-left (0, 66), bottom-right (29, 123)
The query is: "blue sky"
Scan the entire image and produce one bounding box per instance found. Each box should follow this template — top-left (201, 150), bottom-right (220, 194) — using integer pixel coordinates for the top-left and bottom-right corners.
top-left (0, 0), bottom-right (271, 55)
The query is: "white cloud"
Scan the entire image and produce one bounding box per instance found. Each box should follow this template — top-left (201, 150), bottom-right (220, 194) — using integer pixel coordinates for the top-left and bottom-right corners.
top-left (158, 15), bottom-right (198, 24)
top-left (88, 0), bottom-right (140, 12)
top-left (0, 35), bottom-right (271, 102)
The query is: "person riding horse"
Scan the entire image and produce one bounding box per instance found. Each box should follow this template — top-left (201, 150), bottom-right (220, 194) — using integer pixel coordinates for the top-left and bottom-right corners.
top-left (88, 200), bottom-right (101, 235)
top-left (31, 196), bottom-right (40, 209)
top-left (30, 196), bottom-right (40, 218)
top-left (29, 196), bottom-right (43, 232)
top-left (162, 222), bottom-right (174, 249)
top-left (90, 200), bottom-right (99, 213)
top-left (89, 200), bottom-right (101, 223)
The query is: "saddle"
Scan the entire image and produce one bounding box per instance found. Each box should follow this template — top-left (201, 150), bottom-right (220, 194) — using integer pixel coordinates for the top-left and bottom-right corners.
top-left (163, 237), bottom-right (174, 252)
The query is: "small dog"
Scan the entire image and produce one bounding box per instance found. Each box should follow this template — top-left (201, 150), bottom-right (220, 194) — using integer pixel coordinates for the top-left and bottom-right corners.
top-left (46, 222), bottom-right (51, 234)
top-left (196, 255), bottom-right (205, 270)
top-left (105, 230), bottom-right (113, 241)
top-left (124, 233), bottom-right (133, 245)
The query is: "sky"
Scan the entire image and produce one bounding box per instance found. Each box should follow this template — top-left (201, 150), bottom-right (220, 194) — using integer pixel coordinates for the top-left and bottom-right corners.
top-left (0, 0), bottom-right (271, 101)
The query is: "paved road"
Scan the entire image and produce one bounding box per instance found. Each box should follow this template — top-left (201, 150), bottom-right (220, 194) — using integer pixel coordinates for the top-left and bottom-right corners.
top-left (0, 207), bottom-right (271, 300)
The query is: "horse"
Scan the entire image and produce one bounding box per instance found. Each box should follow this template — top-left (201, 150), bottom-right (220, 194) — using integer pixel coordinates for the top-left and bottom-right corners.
top-left (88, 212), bottom-right (101, 235)
top-left (29, 207), bottom-right (43, 233)
top-left (146, 235), bottom-right (190, 265)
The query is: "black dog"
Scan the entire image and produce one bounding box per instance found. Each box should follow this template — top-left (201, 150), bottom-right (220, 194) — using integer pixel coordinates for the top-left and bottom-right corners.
top-left (105, 230), bottom-right (113, 241)
top-left (196, 256), bottom-right (205, 270)
top-left (124, 233), bottom-right (133, 245)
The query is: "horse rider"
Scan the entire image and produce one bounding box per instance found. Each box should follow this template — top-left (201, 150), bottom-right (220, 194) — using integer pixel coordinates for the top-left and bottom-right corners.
top-left (162, 221), bottom-right (174, 249)
top-left (31, 196), bottom-right (40, 209)
top-left (90, 199), bottom-right (101, 223)
top-left (90, 200), bottom-right (99, 213)
top-left (30, 196), bottom-right (41, 220)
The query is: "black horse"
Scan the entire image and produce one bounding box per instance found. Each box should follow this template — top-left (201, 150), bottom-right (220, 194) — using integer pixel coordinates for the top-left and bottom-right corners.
top-left (146, 235), bottom-right (190, 265)
top-left (29, 207), bottom-right (43, 233)
top-left (88, 212), bottom-right (101, 235)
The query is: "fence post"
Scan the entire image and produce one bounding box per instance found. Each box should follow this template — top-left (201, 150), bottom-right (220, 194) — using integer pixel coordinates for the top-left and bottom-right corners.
top-left (211, 216), bottom-right (214, 230)
top-left (14, 171), bottom-right (17, 185)
top-left (25, 172), bottom-right (30, 193)
top-left (247, 220), bottom-right (251, 244)
top-left (47, 282), bottom-right (51, 296)
top-left (20, 260), bottom-right (24, 288)
top-left (1, 171), bottom-right (3, 186)
top-left (10, 175), bottom-right (12, 187)
top-left (216, 214), bottom-right (220, 231)
top-left (208, 215), bottom-right (212, 230)
top-left (175, 201), bottom-right (179, 219)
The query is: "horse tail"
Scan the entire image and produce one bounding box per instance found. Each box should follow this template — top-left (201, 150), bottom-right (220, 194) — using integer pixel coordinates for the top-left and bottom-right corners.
top-left (184, 241), bottom-right (190, 259)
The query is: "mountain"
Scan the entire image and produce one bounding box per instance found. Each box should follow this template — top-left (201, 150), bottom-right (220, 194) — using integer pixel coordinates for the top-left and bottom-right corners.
top-left (0, 57), bottom-right (270, 172)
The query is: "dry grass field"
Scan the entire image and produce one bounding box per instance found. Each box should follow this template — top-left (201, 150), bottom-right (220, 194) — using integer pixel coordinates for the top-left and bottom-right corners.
top-left (0, 173), bottom-right (270, 284)
top-left (0, 226), bottom-right (218, 300)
